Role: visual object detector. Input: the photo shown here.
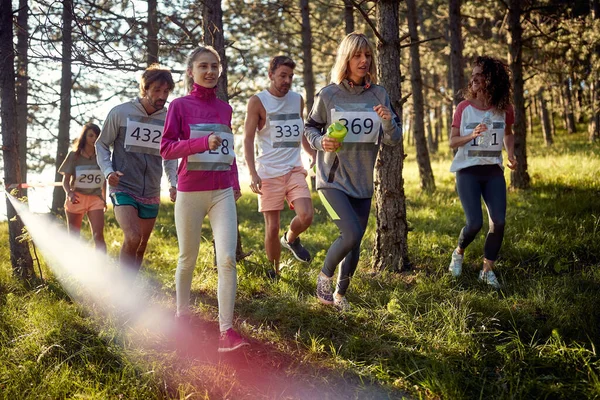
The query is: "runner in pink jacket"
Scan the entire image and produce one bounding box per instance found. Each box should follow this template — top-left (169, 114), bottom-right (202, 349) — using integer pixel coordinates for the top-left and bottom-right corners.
top-left (160, 45), bottom-right (248, 353)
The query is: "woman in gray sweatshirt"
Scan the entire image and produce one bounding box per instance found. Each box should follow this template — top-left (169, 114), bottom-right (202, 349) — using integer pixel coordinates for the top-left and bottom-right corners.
top-left (304, 32), bottom-right (402, 311)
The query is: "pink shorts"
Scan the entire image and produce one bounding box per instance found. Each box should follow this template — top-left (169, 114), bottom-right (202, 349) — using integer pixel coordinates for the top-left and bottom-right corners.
top-left (64, 192), bottom-right (105, 214)
top-left (258, 166), bottom-right (311, 212)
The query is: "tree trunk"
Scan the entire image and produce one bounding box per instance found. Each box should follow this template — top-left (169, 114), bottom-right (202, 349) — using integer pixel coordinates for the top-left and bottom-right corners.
top-left (16, 0), bottom-right (29, 198)
top-left (146, 0), bottom-right (159, 66)
top-left (406, 0), bottom-right (435, 191)
top-left (449, 0), bottom-right (465, 106)
top-left (432, 73), bottom-right (441, 153)
top-left (508, 0), bottom-right (530, 189)
top-left (1, 0), bottom-right (35, 281)
top-left (372, 0), bottom-right (409, 272)
top-left (343, 0), bottom-right (354, 34)
top-left (203, 0), bottom-right (228, 101)
top-left (299, 0), bottom-right (315, 112)
top-left (527, 97), bottom-right (533, 137)
top-left (538, 88), bottom-right (553, 146)
top-left (562, 78), bottom-right (577, 134)
top-left (549, 86), bottom-right (557, 137)
top-left (590, 0), bottom-right (600, 142)
top-left (51, 0), bottom-right (73, 214)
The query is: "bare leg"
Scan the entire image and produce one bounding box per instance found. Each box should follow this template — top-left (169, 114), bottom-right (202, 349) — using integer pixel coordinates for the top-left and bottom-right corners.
top-left (285, 197), bottom-right (313, 243)
top-left (114, 205), bottom-right (156, 272)
top-left (65, 211), bottom-right (84, 236)
top-left (87, 209), bottom-right (106, 252)
top-left (263, 210), bottom-right (281, 272)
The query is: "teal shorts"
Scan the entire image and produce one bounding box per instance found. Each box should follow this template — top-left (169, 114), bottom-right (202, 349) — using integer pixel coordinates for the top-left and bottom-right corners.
top-left (110, 192), bottom-right (159, 219)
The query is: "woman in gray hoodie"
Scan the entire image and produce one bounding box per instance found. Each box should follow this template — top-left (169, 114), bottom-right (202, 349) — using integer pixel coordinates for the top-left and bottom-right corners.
top-left (304, 32), bottom-right (402, 311)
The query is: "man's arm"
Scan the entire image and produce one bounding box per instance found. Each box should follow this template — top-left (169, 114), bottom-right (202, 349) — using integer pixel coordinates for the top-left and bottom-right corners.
top-left (95, 108), bottom-right (119, 179)
top-left (243, 95), bottom-right (264, 194)
top-left (300, 96), bottom-right (316, 166)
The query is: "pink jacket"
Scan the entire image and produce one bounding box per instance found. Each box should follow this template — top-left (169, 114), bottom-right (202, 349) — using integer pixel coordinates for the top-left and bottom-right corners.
top-left (160, 84), bottom-right (240, 192)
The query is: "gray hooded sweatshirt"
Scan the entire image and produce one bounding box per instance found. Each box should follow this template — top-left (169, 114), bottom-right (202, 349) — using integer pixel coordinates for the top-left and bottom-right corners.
top-left (96, 98), bottom-right (177, 199)
top-left (304, 80), bottom-right (402, 198)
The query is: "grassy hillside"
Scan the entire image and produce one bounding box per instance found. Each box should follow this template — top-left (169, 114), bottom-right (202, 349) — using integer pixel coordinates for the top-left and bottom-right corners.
top-left (1, 128), bottom-right (599, 399)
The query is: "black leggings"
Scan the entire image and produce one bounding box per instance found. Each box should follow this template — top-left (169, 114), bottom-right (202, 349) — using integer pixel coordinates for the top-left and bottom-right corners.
top-left (456, 165), bottom-right (506, 261)
top-left (319, 188), bottom-right (371, 296)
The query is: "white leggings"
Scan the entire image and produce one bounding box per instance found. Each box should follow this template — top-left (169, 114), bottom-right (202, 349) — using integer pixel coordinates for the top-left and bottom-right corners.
top-left (174, 188), bottom-right (237, 332)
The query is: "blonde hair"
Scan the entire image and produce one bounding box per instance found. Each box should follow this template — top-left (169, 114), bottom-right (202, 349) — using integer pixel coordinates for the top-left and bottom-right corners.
top-left (185, 45), bottom-right (222, 92)
top-left (330, 32), bottom-right (378, 85)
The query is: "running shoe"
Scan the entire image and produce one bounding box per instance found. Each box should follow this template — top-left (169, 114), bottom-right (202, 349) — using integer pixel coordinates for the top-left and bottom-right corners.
top-left (479, 269), bottom-right (501, 289)
top-left (218, 328), bottom-right (249, 352)
top-left (280, 233), bottom-right (311, 263)
top-left (316, 273), bottom-right (334, 305)
top-left (448, 249), bottom-right (463, 277)
top-left (333, 293), bottom-right (351, 312)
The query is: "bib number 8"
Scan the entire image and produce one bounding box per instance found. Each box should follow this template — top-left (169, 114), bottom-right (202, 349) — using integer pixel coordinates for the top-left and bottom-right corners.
top-left (201, 138), bottom-right (230, 155)
top-left (339, 118), bottom-right (374, 135)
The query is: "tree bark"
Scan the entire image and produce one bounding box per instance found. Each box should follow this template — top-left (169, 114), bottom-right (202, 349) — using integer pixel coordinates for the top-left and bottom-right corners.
top-left (343, 0), bottom-right (354, 34)
top-left (52, 0), bottom-right (73, 214)
top-left (299, 0), bottom-right (315, 112)
top-left (1, 0), bottom-right (35, 281)
top-left (406, 0), bottom-right (435, 191)
top-left (372, 0), bottom-right (409, 272)
top-left (538, 88), bottom-right (553, 146)
top-left (146, 0), bottom-right (159, 66)
top-left (508, 0), bottom-right (530, 189)
top-left (449, 0), bottom-right (465, 106)
top-left (16, 0), bottom-right (29, 198)
top-left (589, 0), bottom-right (600, 141)
top-left (203, 0), bottom-right (228, 101)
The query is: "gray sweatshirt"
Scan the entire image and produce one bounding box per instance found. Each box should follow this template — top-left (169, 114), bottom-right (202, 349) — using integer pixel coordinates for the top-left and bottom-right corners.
top-left (96, 98), bottom-right (177, 199)
top-left (304, 80), bottom-right (402, 198)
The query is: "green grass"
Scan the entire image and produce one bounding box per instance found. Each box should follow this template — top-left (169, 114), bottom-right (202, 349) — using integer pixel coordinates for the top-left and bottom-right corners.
top-left (1, 124), bottom-right (599, 399)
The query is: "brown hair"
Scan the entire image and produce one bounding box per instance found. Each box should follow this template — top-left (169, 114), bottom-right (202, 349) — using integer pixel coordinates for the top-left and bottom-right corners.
top-left (139, 65), bottom-right (175, 97)
top-left (73, 123), bottom-right (101, 154)
top-left (184, 46), bottom-right (221, 92)
top-left (464, 56), bottom-right (512, 112)
top-left (269, 56), bottom-right (296, 75)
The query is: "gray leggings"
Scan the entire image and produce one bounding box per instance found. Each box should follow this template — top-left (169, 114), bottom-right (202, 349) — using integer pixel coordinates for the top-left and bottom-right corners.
top-left (456, 165), bottom-right (506, 261)
top-left (319, 188), bottom-right (372, 296)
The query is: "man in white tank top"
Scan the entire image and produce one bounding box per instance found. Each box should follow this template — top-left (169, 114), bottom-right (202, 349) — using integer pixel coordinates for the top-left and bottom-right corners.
top-left (243, 56), bottom-right (316, 277)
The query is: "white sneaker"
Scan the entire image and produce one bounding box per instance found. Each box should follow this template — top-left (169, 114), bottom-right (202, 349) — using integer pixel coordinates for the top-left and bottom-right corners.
top-left (333, 292), bottom-right (351, 312)
top-left (479, 269), bottom-right (501, 289)
top-left (448, 249), bottom-right (463, 277)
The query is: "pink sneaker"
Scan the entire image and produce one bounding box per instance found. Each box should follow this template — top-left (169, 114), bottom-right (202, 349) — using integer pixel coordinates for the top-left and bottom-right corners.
top-left (218, 328), bottom-right (249, 352)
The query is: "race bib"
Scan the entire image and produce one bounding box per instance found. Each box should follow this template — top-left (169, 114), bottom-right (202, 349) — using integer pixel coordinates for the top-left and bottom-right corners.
top-left (330, 109), bottom-right (381, 144)
top-left (465, 120), bottom-right (505, 158)
top-left (124, 116), bottom-right (164, 156)
top-left (74, 166), bottom-right (104, 189)
top-left (187, 124), bottom-right (235, 171)
top-left (268, 113), bottom-right (303, 148)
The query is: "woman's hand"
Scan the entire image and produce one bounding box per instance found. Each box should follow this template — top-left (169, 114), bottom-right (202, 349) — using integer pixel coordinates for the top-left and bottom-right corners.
top-left (208, 133), bottom-right (223, 150)
top-left (233, 189), bottom-right (242, 201)
top-left (322, 135), bottom-right (341, 152)
top-left (373, 104), bottom-right (392, 120)
top-left (507, 156), bottom-right (518, 170)
top-left (471, 123), bottom-right (488, 140)
top-left (68, 191), bottom-right (80, 204)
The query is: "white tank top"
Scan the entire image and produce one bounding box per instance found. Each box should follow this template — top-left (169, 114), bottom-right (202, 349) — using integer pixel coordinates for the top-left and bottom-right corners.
top-left (450, 102), bottom-right (508, 172)
top-left (255, 90), bottom-right (304, 179)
